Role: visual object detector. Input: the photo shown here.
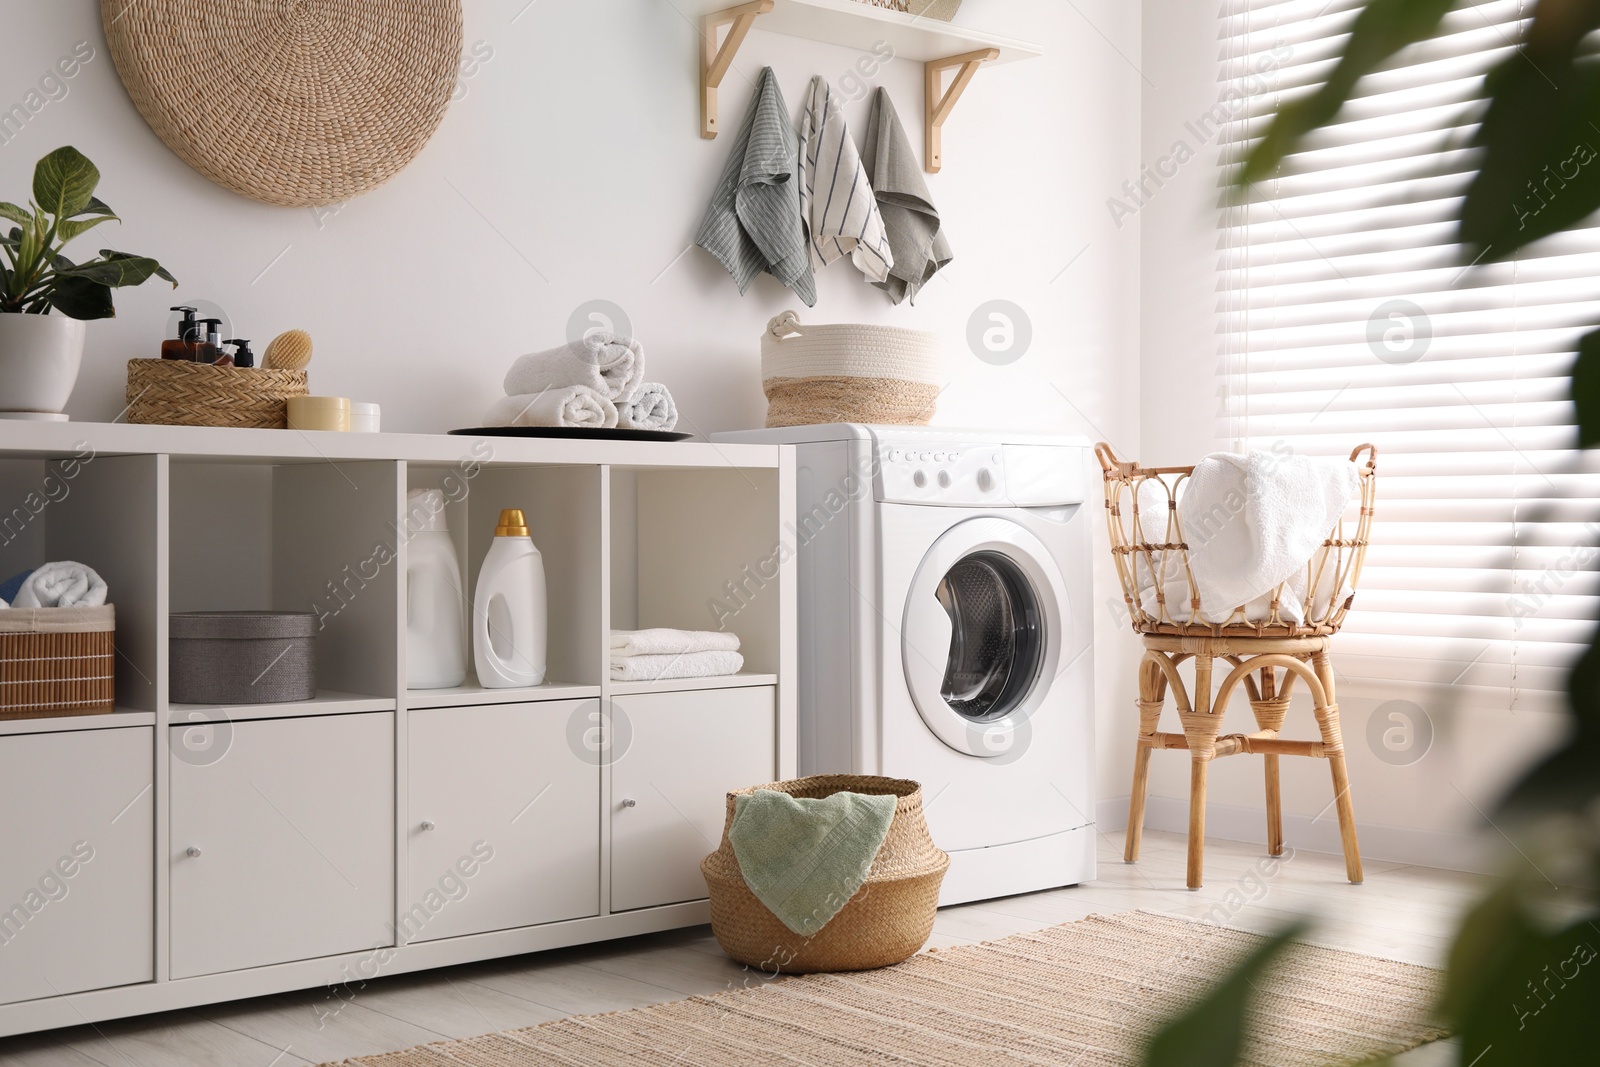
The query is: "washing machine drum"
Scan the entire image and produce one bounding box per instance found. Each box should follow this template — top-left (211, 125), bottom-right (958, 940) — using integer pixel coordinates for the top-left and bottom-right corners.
top-left (903, 518), bottom-right (1068, 758)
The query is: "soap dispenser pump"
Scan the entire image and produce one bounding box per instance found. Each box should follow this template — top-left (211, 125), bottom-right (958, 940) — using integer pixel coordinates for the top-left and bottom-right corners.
top-left (197, 318), bottom-right (224, 364)
top-left (224, 339), bottom-right (255, 369)
top-left (163, 306), bottom-right (201, 361)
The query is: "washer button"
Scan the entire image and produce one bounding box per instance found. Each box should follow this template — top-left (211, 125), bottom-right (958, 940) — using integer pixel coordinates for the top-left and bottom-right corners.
top-left (912, 470), bottom-right (927, 488)
top-left (937, 470), bottom-right (952, 488)
top-left (977, 468), bottom-right (996, 492)
top-left (933, 452), bottom-right (945, 463)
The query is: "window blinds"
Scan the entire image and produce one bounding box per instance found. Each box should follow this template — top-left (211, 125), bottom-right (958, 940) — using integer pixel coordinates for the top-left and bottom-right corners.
top-left (1217, 0), bottom-right (1600, 712)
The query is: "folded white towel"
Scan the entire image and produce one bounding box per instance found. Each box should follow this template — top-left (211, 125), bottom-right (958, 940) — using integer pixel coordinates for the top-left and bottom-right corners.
top-left (797, 75), bottom-right (894, 282)
top-left (609, 628), bottom-right (740, 658)
top-left (503, 332), bottom-right (644, 402)
top-left (1173, 451), bottom-right (1359, 623)
top-left (487, 386), bottom-right (618, 429)
top-left (12, 561), bottom-right (108, 609)
top-left (610, 650), bottom-right (745, 682)
top-left (617, 383), bottom-right (678, 432)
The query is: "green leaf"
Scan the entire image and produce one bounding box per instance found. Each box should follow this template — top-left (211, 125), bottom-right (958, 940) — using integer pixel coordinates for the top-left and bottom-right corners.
top-left (47, 276), bottom-right (115, 320)
top-left (0, 202), bottom-right (33, 228)
top-left (1141, 921), bottom-right (1309, 1067)
top-left (1444, 888), bottom-right (1600, 1066)
top-left (1575, 330), bottom-right (1600, 449)
top-left (56, 251), bottom-right (175, 289)
top-left (55, 215), bottom-right (117, 243)
top-left (74, 196), bottom-right (116, 220)
top-left (1240, 0), bottom-right (1455, 184)
top-left (31, 146), bottom-right (100, 221)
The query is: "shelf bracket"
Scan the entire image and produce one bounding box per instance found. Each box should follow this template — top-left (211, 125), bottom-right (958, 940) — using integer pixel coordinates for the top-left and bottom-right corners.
top-left (702, 0), bottom-right (776, 139)
top-left (924, 47), bottom-right (999, 173)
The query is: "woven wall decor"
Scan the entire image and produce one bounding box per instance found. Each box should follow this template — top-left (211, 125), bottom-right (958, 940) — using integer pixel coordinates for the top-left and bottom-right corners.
top-left (101, 0), bottom-right (463, 208)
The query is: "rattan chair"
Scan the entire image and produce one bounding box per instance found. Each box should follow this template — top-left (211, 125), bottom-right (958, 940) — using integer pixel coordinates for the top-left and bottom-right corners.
top-left (1095, 443), bottom-right (1377, 889)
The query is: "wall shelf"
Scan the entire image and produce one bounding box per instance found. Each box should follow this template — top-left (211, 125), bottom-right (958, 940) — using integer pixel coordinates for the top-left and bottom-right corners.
top-left (407, 679), bottom-right (602, 710)
top-left (167, 691), bottom-right (395, 723)
top-left (611, 671), bottom-right (779, 697)
top-left (698, 0), bottom-right (1041, 171)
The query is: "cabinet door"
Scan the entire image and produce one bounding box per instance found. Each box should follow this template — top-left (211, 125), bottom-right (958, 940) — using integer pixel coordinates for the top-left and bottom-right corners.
top-left (611, 687), bottom-right (774, 912)
top-left (0, 727), bottom-right (153, 1005)
top-left (170, 713), bottom-right (394, 979)
top-left (407, 700), bottom-right (599, 942)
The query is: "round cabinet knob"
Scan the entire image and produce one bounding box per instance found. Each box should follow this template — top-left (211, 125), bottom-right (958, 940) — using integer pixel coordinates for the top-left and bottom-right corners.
top-left (621, 797), bottom-right (637, 808)
top-left (420, 820), bottom-right (436, 831)
top-left (937, 470), bottom-right (952, 488)
top-left (912, 470), bottom-right (927, 488)
top-left (977, 468), bottom-right (996, 492)
top-left (186, 846), bottom-right (202, 858)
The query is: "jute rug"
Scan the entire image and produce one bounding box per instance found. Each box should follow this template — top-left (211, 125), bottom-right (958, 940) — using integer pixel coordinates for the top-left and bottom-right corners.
top-left (316, 912), bottom-right (1450, 1066)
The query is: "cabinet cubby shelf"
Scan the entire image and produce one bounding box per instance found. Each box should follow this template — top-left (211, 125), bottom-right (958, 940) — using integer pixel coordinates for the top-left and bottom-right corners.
top-left (407, 680), bottom-right (601, 709)
top-left (166, 691), bottom-right (395, 722)
top-left (610, 671), bottom-right (780, 696)
top-left (0, 709), bottom-right (154, 737)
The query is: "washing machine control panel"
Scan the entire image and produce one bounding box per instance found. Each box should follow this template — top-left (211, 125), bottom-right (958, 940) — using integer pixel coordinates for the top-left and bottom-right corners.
top-left (872, 437), bottom-right (1085, 506)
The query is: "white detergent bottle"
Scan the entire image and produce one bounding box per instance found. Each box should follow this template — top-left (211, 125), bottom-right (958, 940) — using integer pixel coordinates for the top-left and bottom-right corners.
top-left (473, 508), bottom-right (547, 688)
top-left (405, 489), bottom-right (467, 689)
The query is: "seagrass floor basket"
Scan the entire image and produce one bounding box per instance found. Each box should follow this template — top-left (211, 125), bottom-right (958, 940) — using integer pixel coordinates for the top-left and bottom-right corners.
top-left (701, 774), bottom-right (949, 974)
top-left (0, 605), bottom-right (115, 719)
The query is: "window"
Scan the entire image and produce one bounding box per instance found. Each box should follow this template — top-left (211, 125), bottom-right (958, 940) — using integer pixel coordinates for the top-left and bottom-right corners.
top-left (1218, 0), bottom-right (1600, 712)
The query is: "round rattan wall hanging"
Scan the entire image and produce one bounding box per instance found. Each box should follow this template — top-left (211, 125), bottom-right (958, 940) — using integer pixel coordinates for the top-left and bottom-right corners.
top-left (101, 0), bottom-right (463, 208)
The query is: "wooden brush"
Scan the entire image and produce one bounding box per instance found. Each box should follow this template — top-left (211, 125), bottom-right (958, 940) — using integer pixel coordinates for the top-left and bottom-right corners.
top-left (264, 329), bottom-right (313, 371)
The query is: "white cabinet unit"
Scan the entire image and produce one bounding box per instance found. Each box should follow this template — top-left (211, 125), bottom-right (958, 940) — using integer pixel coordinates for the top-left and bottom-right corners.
top-left (407, 700), bottom-right (600, 941)
top-left (169, 713), bottom-right (395, 979)
top-left (611, 687), bottom-right (776, 912)
top-left (0, 727), bottom-right (153, 1005)
top-left (0, 423), bottom-right (793, 1038)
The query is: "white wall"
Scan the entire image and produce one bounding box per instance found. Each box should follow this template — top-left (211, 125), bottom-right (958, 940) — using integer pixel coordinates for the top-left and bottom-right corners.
top-left (1135, 0), bottom-right (1564, 872)
top-left (2, 1), bottom-right (1143, 802)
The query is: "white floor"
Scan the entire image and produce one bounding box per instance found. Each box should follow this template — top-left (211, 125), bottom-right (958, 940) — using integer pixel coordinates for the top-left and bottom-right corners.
top-left (0, 830), bottom-right (1474, 1066)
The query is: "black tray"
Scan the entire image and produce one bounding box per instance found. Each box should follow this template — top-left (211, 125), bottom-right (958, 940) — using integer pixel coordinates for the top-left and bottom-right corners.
top-left (448, 427), bottom-right (692, 442)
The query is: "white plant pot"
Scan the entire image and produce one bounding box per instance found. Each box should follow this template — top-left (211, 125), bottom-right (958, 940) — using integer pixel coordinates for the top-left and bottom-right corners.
top-left (0, 314), bottom-right (87, 421)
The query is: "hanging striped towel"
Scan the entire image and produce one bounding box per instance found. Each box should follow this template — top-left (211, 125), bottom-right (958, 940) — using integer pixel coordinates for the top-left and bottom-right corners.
top-left (695, 67), bottom-right (817, 307)
top-left (797, 76), bottom-right (894, 282)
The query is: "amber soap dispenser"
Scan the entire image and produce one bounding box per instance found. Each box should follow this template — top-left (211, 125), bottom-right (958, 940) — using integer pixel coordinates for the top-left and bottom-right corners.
top-left (161, 306), bottom-right (202, 361)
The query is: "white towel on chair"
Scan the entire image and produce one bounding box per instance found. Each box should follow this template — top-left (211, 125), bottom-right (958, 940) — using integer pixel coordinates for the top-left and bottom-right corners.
top-left (617, 383), bottom-right (678, 432)
top-left (610, 650), bottom-right (745, 682)
top-left (12, 561), bottom-right (107, 609)
top-left (797, 75), bottom-right (893, 282)
top-left (609, 628), bottom-right (740, 658)
top-left (1176, 451), bottom-right (1360, 623)
top-left (503, 333), bottom-right (644, 402)
top-left (486, 387), bottom-right (618, 429)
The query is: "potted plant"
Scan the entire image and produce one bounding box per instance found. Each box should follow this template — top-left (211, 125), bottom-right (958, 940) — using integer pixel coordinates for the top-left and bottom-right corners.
top-left (0, 146), bottom-right (177, 420)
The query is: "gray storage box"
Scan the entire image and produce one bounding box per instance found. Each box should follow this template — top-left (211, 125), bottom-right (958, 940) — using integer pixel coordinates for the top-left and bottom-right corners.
top-left (170, 612), bottom-right (316, 704)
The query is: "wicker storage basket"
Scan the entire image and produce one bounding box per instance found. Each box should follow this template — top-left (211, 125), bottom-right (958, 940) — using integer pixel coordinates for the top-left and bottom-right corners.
top-left (701, 774), bottom-right (949, 974)
top-left (857, 0), bottom-right (964, 19)
top-left (126, 360), bottom-right (308, 429)
top-left (0, 605), bottom-right (116, 719)
top-left (760, 311), bottom-right (941, 428)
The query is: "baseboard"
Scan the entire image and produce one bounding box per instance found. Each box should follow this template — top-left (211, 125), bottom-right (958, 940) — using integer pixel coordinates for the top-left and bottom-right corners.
top-left (1095, 795), bottom-right (1500, 875)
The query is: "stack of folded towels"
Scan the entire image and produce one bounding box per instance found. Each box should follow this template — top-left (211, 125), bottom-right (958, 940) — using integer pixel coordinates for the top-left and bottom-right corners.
top-left (486, 331), bottom-right (679, 432)
top-left (0, 562), bottom-right (108, 609)
top-left (609, 628), bottom-right (743, 682)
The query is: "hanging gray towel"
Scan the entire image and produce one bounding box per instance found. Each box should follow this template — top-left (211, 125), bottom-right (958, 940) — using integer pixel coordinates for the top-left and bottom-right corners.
top-left (862, 87), bottom-right (953, 306)
top-left (695, 67), bottom-right (817, 307)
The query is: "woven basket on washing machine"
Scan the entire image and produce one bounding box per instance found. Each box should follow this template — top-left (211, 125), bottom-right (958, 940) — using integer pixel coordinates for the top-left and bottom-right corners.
top-left (701, 774), bottom-right (949, 973)
top-left (760, 311), bottom-right (941, 428)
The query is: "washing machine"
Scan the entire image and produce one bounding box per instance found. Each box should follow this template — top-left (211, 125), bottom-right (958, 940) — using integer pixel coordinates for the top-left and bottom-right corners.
top-left (714, 424), bottom-right (1096, 904)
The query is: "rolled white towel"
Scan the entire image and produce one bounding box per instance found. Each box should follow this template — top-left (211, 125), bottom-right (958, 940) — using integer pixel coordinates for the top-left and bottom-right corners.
top-left (486, 386), bottom-right (618, 429)
top-left (609, 628), bottom-right (739, 658)
top-left (503, 332), bottom-right (644, 402)
top-left (13, 561), bottom-right (107, 609)
top-left (617, 383), bottom-right (678, 432)
top-left (610, 649), bottom-right (745, 682)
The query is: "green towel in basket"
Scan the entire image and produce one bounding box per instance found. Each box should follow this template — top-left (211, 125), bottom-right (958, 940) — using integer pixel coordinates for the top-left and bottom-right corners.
top-left (729, 789), bottom-right (897, 937)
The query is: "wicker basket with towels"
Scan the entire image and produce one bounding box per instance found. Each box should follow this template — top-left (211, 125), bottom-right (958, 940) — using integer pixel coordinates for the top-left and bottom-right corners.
top-left (701, 774), bottom-right (948, 973)
top-left (0, 605), bottom-right (115, 719)
top-left (760, 311), bottom-right (941, 428)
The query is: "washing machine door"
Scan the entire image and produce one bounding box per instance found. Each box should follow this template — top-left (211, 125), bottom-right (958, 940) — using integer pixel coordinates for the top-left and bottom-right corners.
top-left (901, 516), bottom-right (1067, 758)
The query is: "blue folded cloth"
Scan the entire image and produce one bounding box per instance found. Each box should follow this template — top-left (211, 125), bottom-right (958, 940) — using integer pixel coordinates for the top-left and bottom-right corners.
top-left (728, 788), bottom-right (897, 936)
top-left (0, 569), bottom-right (33, 607)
